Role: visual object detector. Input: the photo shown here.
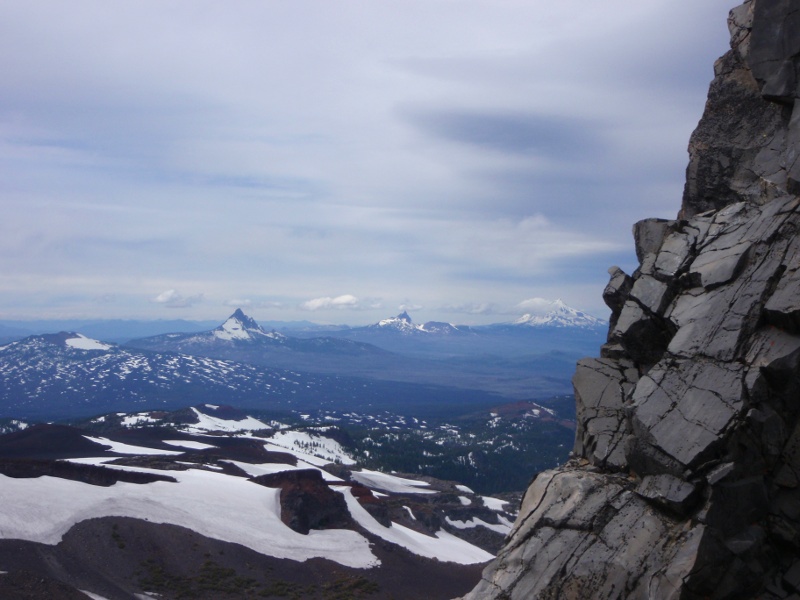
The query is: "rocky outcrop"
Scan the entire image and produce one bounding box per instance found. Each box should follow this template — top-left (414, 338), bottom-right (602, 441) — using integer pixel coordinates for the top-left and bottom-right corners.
top-left (464, 2), bottom-right (800, 598)
top-left (251, 469), bottom-right (354, 534)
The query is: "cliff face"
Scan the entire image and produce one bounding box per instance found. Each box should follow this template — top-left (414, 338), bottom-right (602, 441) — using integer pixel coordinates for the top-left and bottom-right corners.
top-left (464, 2), bottom-right (800, 598)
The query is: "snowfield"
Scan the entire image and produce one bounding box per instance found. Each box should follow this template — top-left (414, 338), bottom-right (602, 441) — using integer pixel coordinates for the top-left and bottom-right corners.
top-left (83, 436), bottom-right (183, 456)
top-left (445, 515), bottom-right (514, 535)
top-left (0, 466), bottom-right (378, 569)
top-left (222, 459), bottom-right (344, 483)
top-left (180, 407), bottom-right (270, 433)
top-left (161, 440), bottom-right (218, 450)
top-left (338, 487), bottom-right (493, 564)
top-left (65, 334), bottom-right (112, 351)
top-left (265, 430), bottom-right (356, 466)
top-left (351, 469), bottom-right (437, 494)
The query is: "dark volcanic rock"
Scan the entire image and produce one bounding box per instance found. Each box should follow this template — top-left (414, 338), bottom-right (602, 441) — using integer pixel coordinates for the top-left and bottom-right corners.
top-left (0, 424), bottom-right (108, 459)
top-left (464, 2), bottom-right (800, 599)
top-left (0, 570), bottom-right (89, 599)
top-left (250, 469), bottom-right (353, 535)
top-left (0, 458), bottom-right (176, 486)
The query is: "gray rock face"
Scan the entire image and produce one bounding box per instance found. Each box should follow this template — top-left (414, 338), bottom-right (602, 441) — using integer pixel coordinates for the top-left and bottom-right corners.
top-left (462, 2), bottom-right (800, 598)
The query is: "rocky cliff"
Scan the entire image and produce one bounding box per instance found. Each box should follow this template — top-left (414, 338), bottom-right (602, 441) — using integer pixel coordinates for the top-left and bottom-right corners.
top-left (463, 1), bottom-right (800, 598)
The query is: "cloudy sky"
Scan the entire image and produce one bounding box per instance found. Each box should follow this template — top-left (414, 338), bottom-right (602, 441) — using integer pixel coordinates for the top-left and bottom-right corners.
top-left (0, 0), bottom-right (737, 325)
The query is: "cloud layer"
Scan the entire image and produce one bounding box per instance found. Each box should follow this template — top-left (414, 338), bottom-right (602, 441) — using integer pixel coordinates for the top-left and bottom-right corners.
top-left (0, 0), bottom-right (736, 323)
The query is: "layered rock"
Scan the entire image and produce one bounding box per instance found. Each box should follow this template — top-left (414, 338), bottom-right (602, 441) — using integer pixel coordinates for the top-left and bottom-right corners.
top-left (464, 2), bottom-right (800, 598)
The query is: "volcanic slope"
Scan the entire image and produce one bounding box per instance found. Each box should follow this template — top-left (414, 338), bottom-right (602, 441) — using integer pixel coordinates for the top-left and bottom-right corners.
top-left (0, 404), bottom-right (517, 599)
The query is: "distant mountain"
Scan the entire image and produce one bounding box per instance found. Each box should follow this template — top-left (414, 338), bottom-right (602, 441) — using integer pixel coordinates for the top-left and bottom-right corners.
top-left (505, 299), bottom-right (606, 329)
top-left (129, 308), bottom-right (286, 350)
top-left (126, 309), bottom-right (384, 359)
top-left (0, 331), bottom-right (320, 419)
top-left (0, 318), bottom-right (221, 344)
top-left (0, 330), bottom-right (509, 420)
top-left (364, 311), bottom-right (472, 336)
top-left (127, 309), bottom-right (582, 400)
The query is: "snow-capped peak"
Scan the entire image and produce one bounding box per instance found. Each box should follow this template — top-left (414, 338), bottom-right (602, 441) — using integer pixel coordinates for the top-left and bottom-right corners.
top-left (377, 311), bottom-right (418, 332)
top-left (513, 299), bottom-right (605, 329)
top-left (213, 309), bottom-right (280, 341)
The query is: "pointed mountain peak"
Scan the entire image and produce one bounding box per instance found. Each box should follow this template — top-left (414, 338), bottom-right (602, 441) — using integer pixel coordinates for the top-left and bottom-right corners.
top-left (373, 311), bottom-right (421, 333)
top-left (228, 308), bottom-right (262, 330)
top-left (214, 309), bottom-right (266, 340)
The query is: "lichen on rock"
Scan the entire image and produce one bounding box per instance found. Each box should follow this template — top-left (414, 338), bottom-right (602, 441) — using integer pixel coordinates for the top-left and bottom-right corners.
top-left (462, 1), bottom-right (800, 598)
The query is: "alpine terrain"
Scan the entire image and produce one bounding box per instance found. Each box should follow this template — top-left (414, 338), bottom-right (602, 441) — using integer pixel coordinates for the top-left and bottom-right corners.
top-left (0, 403), bottom-right (518, 598)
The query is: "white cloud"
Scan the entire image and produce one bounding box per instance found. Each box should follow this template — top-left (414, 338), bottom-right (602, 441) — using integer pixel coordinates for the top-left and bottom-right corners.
top-left (153, 289), bottom-right (204, 308)
top-left (440, 302), bottom-right (499, 316)
top-left (300, 294), bottom-right (361, 311)
top-left (399, 302), bottom-right (423, 312)
top-left (516, 297), bottom-right (560, 316)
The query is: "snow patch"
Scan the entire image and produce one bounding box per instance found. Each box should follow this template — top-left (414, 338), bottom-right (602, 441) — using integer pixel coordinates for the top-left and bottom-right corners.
top-left (65, 334), bottom-right (111, 351)
top-left (0, 468), bottom-right (378, 569)
top-left (482, 496), bottom-right (509, 511)
top-left (350, 469), bottom-right (436, 495)
top-left (337, 487), bottom-right (492, 564)
top-left (181, 407), bottom-right (270, 433)
top-left (266, 430), bottom-right (355, 466)
top-left (445, 515), bottom-right (513, 535)
top-left (121, 413), bottom-right (160, 427)
top-left (161, 440), bottom-right (217, 450)
top-left (81, 591), bottom-right (111, 600)
top-left (223, 460), bottom-right (344, 483)
top-left (82, 436), bottom-right (183, 456)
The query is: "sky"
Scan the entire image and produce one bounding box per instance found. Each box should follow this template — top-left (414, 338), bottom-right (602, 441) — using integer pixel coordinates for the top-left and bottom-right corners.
top-left (0, 0), bottom-right (738, 325)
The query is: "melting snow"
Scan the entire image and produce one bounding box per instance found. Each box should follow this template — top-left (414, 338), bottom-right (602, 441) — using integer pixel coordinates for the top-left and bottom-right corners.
top-left (455, 484), bottom-right (475, 494)
top-left (266, 430), bottom-right (356, 466)
top-left (121, 413), bottom-right (160, 427)
top-left (161, 440), bottom-right (217, 450)
top-left (337, 487), bottom-right (492, 564)
top-left (482, 496), bottom-right (509, 511)
top-left (181, 407), bottom-right (270, 433)
top-left (65, 334), bottom-right (111, 351)
top-left (83, 436), bottom-right (183, 456)
top-left (223, 460), bottom-right (344, 483)
top-left (0, 467), bottom-right (378, 569)
top-left (350, 469), bottom-right (436, 495)
top-left (445, 515), bottom-right (513, 535)
top-left (80, 591), bottom-right (111, 600)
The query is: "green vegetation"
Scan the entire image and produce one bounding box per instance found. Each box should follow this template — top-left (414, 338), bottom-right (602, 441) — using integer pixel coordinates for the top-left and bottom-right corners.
top-left (137, 558), bottom-right (380, 599)
top-left (111, 523), bottom-right (125, 549)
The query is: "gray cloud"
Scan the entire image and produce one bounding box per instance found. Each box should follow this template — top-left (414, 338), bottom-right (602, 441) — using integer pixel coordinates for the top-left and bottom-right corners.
top-left (403, 109), bottom-right (603, 159)
top-left (0, 0), bottom-right (736, 323)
